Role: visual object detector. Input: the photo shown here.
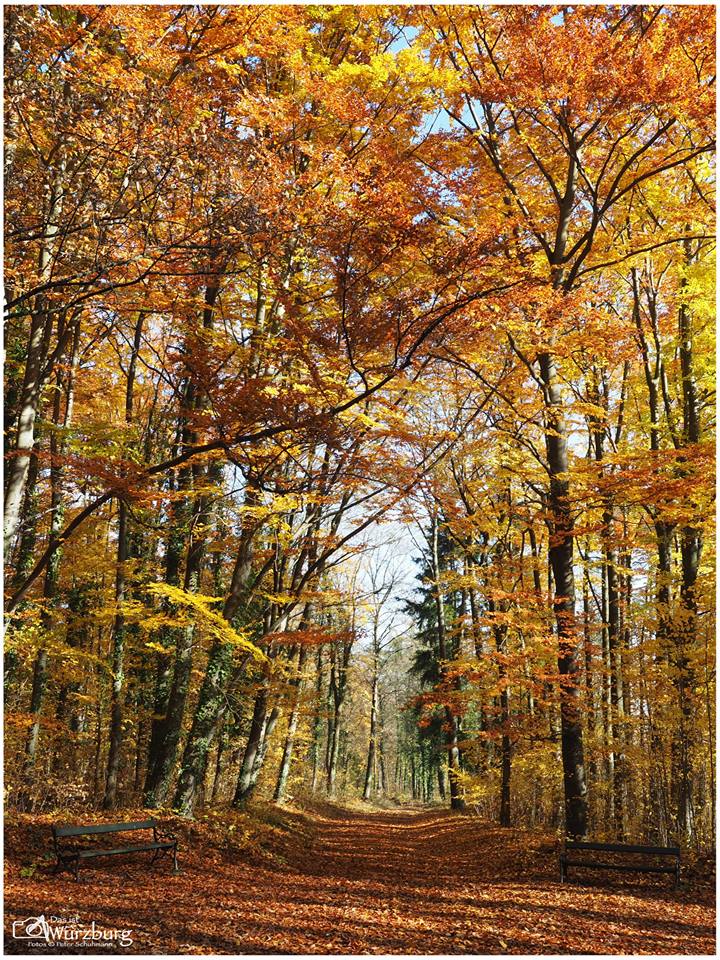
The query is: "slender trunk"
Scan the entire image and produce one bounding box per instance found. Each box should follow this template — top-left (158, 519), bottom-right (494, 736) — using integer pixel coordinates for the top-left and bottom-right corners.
top-left (536, 150), bottom-right (587, 837)
top-left (673, 239), bottom-right (702, 840)
top-left (363, 660), bottom-right (379, 802)
top-left (8, 452), bottom-right (40, 597)
top-left (234, 688), bottom-right (270, 806)
top-left (246, 706), bottom-right (280, 802)
top-left (4, 157), bottom-right (66, 551)
top-left (143, 651), bottom-right (173, 802)
top-left (496, 623), bottom-right (512, 827)
top-left (591, 377), bottom-right (625, 837)
top-left (134, 716), bottom-right (147, 793)
top-left (310, 647), bottom-right (324, 793)
top-left (430, 514), bottom-right (465, 811)
top-left (143, 452), bottom-right (185, 803)
top-left (326, 638), bottom-right (353, 797)
top-left (327, 695), bottom-right (342, 797)
top-left (210, 727), bottom-right (228, 804)
top-left (378, 725), bottom-right (388, 796)
top-left (103, 500), bottom-right (128, 809)
top-left (581, 572), bottom-right (594, 721)
top-left (24, 325), bottom-right (80, 779)
top-left (539, 347), bottom-right (587, 838)
top-left (174, 639), bottom-right (236, 816)
top-left (103, 314), bottom-right (143, 809)
top-left (274, 644), bottom-right (308, 804)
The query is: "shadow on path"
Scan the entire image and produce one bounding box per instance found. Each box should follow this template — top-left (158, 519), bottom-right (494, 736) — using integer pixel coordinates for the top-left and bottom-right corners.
top-left (4, 805), bottom-right (715, 955)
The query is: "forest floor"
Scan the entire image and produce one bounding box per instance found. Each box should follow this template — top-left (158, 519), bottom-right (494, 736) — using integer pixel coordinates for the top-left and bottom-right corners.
top-left (4, 803), bottom-right (716, 955)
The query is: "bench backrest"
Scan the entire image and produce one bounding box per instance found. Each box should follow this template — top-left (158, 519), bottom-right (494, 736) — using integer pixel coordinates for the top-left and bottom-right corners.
top-left (565, 840), bottom-right (680, 856)
top-left (53, 820), bottom-right (157, 839)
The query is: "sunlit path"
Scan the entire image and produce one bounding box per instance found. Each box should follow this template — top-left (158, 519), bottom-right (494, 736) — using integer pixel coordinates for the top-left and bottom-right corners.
top-left (5, 807), bottom-right (715, 954)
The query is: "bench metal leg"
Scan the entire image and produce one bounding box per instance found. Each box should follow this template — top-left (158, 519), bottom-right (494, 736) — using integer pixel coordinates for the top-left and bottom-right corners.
top-left (167, 843), bottom-right (182, 877)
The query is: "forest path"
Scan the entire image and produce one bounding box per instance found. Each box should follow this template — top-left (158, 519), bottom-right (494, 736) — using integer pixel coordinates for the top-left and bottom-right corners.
top-left (4, 807), bottom-right (715, 954)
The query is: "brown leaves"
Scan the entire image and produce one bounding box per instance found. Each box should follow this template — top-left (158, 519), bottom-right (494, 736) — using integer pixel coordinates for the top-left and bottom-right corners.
top-left (5, 807), bottom-right (714, 955)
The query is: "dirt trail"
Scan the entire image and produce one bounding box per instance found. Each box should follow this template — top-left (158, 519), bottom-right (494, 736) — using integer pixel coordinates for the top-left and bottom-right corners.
top-left (5, 807), bottom-right (715, 954)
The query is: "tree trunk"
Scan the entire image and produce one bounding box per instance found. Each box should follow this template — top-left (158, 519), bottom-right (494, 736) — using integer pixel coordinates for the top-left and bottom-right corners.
top-left (430, 514), bottom-right (465, 811)
top-left (103, 500), bottom-right (128, 809)
top-left (437, 764), bottom-right (447, 801)
top-left (310, 647), bottom-right (324, 793)
top-left (4, 159), bottom-right (66, 552)
top-left (245, 706), bottom-right (280, 802)
top-left (591, 375), bottom-right (626, 837)
top-left (274, 644), bottom-right (308, 804)
top-left (24, 325), bottom-right (80, 782)
top-left (326, 638), bottom-right (353, 798)
top-left (673, 238), bottom-right (702, 839)
top-left (173, 505), bottom-right (258, 816)
top-left (103, 314), bottom-right (143, 809)
top-left (363, 662), bottom-right (380, 802)
top-left (498, 662), bottom-right (512, 826)
top-left (234, 688), bottom-right (270, 806)
top-left (539, 348), bottom-right (588, 838)
top-left (326, 699), bottom-right (342, 797)
top-left (144, 285), bottom-right (221, 807)
top-left (210, 726), bottom-right (228, 804)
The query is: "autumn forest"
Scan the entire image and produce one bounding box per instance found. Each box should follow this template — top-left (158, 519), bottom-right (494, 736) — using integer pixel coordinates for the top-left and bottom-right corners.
top-left (3, 3), bottom-right (716, 955)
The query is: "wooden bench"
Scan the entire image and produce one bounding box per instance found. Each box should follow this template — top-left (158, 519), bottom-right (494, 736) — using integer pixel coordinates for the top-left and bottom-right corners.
top-left (52, 819), bottom-right (179, 881)
top-left (560, 840), bottom-right (680, 888)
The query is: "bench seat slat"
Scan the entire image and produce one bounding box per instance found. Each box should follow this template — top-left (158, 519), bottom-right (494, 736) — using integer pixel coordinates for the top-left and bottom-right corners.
top-left (54, 820), bottom-right (157, 838)
top-left (565, 841), bottom-right (679, 856)
top-left (73, 842), bottom-right (174, 859)
top-left (563, 859), bottom-right (677, 874)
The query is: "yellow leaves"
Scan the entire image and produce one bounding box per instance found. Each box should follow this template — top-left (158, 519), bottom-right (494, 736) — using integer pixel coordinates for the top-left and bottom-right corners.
top-left (334, 54), bottom-right (393, 87)
top-left (143, 639), bottom-right (174, 657)
top-left (214, 58), bottom-right (245, 79)
top-left (5, 613), bottom-right (109, 673)
top-left (145, 584), bottom-right (266, 662)
top-left (396, 44), bottom-right (454, 94)
top-left (260, 591), bottom-right (300, 608)
top-left (3, 616), bottom-right (49, 659)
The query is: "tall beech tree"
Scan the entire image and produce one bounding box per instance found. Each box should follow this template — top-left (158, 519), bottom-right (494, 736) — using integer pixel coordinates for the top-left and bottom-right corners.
top-left (422, 2), bottom-right (714, 836)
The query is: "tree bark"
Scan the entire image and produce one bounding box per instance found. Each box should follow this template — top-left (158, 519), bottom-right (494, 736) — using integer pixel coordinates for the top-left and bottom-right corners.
top-left (234, 688), bottom-right (271, 806)
top-left (173, 498), bottom-right (258, 816)
top-left (673, 237), bottom-right (702, 840)
top-left (539, 347), bottom-right (588, 838)
top-left (102, 500), bottom-right (128, 809)
top-left (144, 284), bottom-right (221, 806)
top-left (24, 323), bottom-right (80, 781)
top-left (363, 657), bottom-right (380, 802)
top-left (4, 156), bottom-right (66, 551)
top-left (430, 514), bottom-right (465, 811)
top-left (590, 371), bottom-right (625, 836)
top-left (274, 643), bottom-right (309, 804)
top-left (103, 314), bottom-right (144, 809)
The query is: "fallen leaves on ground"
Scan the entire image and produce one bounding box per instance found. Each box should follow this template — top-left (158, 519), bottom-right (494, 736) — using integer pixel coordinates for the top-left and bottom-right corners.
top-left (4, 806), bottom-right (715, 955)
